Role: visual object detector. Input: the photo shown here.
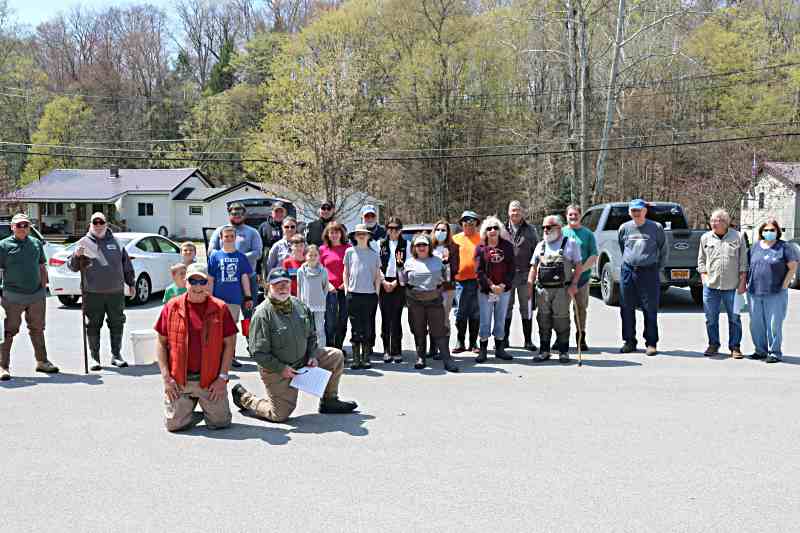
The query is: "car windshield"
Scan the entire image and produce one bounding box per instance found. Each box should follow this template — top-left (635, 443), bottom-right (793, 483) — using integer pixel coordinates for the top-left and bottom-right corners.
top-left (605, 205), bottom-right (688, 231)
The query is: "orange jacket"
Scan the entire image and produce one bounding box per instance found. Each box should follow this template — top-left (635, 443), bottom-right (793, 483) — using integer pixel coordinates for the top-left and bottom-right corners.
top-left (163, 293), bottom-right (227, 389)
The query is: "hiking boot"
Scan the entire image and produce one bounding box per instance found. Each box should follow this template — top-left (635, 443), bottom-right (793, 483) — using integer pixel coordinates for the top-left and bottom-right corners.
top-left (88, 335), bottom-right (102, 371)
top-left (0, 367), bottom-right (9, 381)
top-left (475, 340), bottom-right (489, 363)
top-left (750, 352), bottom-right (767, 360)
top-left (231, 383), bottom-right (247, 410)
top-left (731, 348), bottom-right (744, 359)
top-left (436, 337), bottom-right (459, 373)
top-left (703, 345), bottom-right (720, 357)
top-left (35, 360), bottom-right (59, 374)
top-left (495, 338), bottom-right (513, 360)
top-left (766, 355), bottom-right (782, 363)
top-left (110, 354), bottom-right (128, 368)
top-left (576, 331), bottom-right (588, 352)
top-left (110, 334), bottom-right (127, 367)
top-left (533, 351), bottom-right (551, 362)
top-left (319, 397), bottom-right (358, 414)
top-left (645, 346), bottom-right (658, 356)
top-left (619, 342), bottom-right (636, 354)
top-left (559, 352), bottom-right (570, 364)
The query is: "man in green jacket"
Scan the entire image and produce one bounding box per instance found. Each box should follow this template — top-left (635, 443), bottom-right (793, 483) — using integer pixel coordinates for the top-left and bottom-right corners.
top-left (232, 268), bottom-right (357, 422)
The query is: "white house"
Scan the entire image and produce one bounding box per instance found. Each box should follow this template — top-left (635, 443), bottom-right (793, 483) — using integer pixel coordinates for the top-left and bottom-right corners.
top-left (6, 167), bottom-right (270, 239)
top-left (740, 161), bottom-right (800, 241)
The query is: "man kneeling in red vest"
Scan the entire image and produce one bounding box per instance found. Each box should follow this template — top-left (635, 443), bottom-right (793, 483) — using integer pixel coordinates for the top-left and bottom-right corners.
top-left (155, 263), bottom-right (236, 432)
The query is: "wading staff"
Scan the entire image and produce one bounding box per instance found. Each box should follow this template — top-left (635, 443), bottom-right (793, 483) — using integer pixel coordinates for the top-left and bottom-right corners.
top-left (572, 296), bottom-right (583, 367)
top-left (80, 263), bottom-right (88, 374)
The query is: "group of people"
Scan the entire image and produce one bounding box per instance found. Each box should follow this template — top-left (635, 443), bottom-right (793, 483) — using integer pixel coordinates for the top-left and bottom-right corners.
top-left (0, 195), bottom-right (796, 433)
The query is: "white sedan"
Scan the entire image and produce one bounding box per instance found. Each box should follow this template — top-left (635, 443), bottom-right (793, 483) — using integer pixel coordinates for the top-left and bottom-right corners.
top-left (48, 232), bottom-right (183, 306)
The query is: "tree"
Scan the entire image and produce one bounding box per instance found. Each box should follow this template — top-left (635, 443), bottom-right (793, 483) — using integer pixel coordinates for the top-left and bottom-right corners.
top-left (21, 96), bottom-right (95, 185)
top-left (206, 37), bottom-right (236, 95)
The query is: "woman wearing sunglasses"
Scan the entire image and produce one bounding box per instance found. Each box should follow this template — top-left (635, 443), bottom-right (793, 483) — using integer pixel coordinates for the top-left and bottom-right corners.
top-left (475, 216), bottom-right (515, 363)
top-left (747, 218), bottom-right (799, 362)
top-left (265, 216), bottom-right (299, 274)
top-left (377, 216), bottom-right (409, 363)
top-left (69, 212), bottom-right (135, 370)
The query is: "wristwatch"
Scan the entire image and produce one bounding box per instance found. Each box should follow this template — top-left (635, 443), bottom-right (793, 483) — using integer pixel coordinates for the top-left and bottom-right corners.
top-left (218, 373), bottom-right (230, 382)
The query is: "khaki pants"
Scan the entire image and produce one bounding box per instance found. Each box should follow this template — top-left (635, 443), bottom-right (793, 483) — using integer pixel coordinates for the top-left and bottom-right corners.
top-left (164, 379), bottom-right (232, 432)
top-left (1, 298), bottom-right (47, 369)
top-left (240, 347), bottom-right (344, 423)
top-left (573, 284), bottom-right (590, 333)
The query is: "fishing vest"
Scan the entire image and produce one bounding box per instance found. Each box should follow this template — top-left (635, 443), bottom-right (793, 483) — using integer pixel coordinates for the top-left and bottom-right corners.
top-left (536, 237), bottom-right (574, 288)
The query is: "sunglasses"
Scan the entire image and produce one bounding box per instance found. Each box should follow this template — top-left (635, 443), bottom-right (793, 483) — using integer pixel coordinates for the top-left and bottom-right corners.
top-left (387, 226), bottom-right (401, 231)
top-left (462, 219), bottom-right (477, 225)
top-left (415, 243), bottom-right (429, 247)
top-left (542, 225), bottom-right (559, 230)
top-left (486, 226), bottom-right (499, 231)
top-left (283, 225), bottom-right (296, 229)
top-left (92, 219), bottom-right (106, 226)
top-left (229, 210), bottom-right (245, 216)
top-left (320, 206), bottom-right (333, 210)
top-left (187, 277), bottom-right (208, 286)
top-left (15, 223), bottom-right (30, 229)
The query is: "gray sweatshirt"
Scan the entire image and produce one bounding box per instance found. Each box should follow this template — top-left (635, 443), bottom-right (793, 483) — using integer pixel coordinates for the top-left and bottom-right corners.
top-left (402, 256), bottom-right (446, 291)
top-left (68, 229), bottom-right (135, 293)
top-left (296, 263), bottom-right (329, 312)
top-left (618, 219), bottom-right (668, 268)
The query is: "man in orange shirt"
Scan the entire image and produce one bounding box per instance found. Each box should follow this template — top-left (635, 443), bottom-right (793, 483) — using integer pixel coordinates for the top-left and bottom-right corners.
top-left (452, 210), bottom-right (482, 353)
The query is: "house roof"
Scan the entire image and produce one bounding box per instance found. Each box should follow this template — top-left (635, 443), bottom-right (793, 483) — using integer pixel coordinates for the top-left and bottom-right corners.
top-left (171, 182), bottom-right (261, 202)
top-left (6, 168), bottom-right (212, 202)
top-left (761, 161), bottom-right (800, 187)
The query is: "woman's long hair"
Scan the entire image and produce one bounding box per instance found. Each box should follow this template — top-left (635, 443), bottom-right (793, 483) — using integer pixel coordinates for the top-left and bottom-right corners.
top-left (479, 215), bottom-right (511, 244)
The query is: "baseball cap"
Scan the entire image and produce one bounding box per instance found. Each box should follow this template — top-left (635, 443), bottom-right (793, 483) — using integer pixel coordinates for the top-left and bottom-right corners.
top-left (360, 205), bottom-right (377, 217)
top-left (459, 210), bottom-right (480, 222)
top-left (268, 268), bottom-right (291, 284)
top-left (272, 201), bottom-right (286, 212)
top-left (320, 201), bottom-right (334, 210)
top-left (629, 199), bottom-right (647, 210)
top-left (228, 202), bottom-right (246, 213)
top-left (10, 213), bottom-right (30, 224)
top-left (413, 234), bottom-right (431, 246)
top-left (186, 263), bottom-right (208, 279)
top-left (90, 212), bottom-right (106, 222)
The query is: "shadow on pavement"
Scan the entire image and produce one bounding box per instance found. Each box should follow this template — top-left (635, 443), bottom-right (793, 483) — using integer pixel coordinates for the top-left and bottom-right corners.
top-left (0, 372), bottom-right (103, 389)
top-left (658, 349), bottom-right (705, 358)
top-left (179, 422), bottom-right (292, 445)
top-left (364, 360), bottom-right (510, 375)
top-left (105, 363), bottom-right (161, 377)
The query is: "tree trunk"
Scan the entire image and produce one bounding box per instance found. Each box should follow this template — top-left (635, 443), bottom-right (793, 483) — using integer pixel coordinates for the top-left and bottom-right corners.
top-left (594, 0), bottom-right (626, 201)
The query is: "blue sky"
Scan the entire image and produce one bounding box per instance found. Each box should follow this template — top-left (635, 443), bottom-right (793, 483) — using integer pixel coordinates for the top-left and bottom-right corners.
top-left (9, 0), bottom-right (132, 28)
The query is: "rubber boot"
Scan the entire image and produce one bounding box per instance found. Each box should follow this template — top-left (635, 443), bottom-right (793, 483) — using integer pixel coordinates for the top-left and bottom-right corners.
top-left (429, 334), bottom-right (440, 360)
top-left (495, 337), bottom-right (513, 360)
top-left (414, 343), bottom-right (427, 369)
top-left (362, 344), bottom-right (373, 370)
top-left (88, 335), bottom-right (102, 371)
top-left (468, 319), bottom-right (480, 353)
top-left (475, 340), bottom-right (489, 363)
top-left (522, 319), bottom-right (537, 352)
top-left (437, 337), bottom-right (459, 373)
top-left (350, 343), bottom-right (361, 370)
top-left (453, 320), bottom-right (468, 353)
top-left (110, 333), bottom-right (128, 367)
top-left (504, 318), bottom-right (512, 346)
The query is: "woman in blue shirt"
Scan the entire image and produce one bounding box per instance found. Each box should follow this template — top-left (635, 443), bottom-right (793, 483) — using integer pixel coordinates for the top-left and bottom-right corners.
top-left (747, 219), bottom-right (798, 362)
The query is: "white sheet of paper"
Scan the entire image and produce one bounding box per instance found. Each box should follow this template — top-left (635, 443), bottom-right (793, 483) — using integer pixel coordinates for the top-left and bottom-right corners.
top-left (77, 236), bottom-right (109, 266)
top-left (290, 366), bottom-right (332, 397)
top-left (734, 292), bottom-right (747, 314)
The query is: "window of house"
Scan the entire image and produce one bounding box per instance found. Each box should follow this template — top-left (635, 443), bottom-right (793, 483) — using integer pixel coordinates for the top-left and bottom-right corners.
top-left (189, 205), bottom-right (203, 216)
top-left (758, 192), bottom-right (765, 209)
top-left (138, 203), bottom-right (154, 216)
top-left (42, 203), bottom-right (64, 216)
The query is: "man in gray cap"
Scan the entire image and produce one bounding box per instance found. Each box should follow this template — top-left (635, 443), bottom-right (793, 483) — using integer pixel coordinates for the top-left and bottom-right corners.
top-left (0, 213), bottom-right (59, 380)
top-left (452, 210), bottom-right (482, 353)
top-left (350, 204), bottom-right (386, 252)
top-left (70, 211), bottom-right (135, 369)
top-left (232, 268), bottom-right (358, 422)
top-left (504, 200), bottom-right (539, 351)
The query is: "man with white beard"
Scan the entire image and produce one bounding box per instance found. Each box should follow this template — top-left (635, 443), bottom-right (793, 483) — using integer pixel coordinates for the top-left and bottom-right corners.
top-left (69, 212), bottom-right (135, 370)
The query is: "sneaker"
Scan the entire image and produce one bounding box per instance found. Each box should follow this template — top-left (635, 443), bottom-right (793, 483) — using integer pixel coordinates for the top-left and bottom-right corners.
top-left (0, 367), bottom-right (9, 381)
top-left (730, 348), bottom-right (744, 359)
top-left (703, 345), bottom-right (720, 357)
top-left (89, 358), bottom-right (102, 371)
top-left (110, 355), bottom-right (128, 368)
top-left (231, 383), bottom-right (247, 410)
top-left (619, 343), bottom-right (636, 353)
top-left (319, 397), bottom-right (358, 414)
top-left (645, 346), bottom-right (658, 356)
top-left (750, 352), bottom-right (767, 360)
top-left (533, 351), bottom-right (551, 362)
top-left (766, 355), bottom-right (782, 363)
top-left (35, 361), bottom-right (60, 374)
top-left (559, 352), bottom-right (570, 364)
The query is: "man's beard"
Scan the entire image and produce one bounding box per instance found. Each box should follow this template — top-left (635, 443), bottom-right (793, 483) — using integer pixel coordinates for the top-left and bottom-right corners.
top-left (546, 231), bottom-right (561, 243)
top-left (270, 292), bottom-right (290, 302)
top-left (90, 226), bottom-right (107, 239)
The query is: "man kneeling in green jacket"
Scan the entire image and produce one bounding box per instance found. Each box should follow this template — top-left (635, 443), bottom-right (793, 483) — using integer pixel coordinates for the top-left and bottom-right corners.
top-left (232, 268), bottom-right (357, 422)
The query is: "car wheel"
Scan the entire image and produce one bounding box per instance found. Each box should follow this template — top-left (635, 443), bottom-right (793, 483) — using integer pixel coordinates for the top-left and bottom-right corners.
top-left (130, 274), bottom-right (152, 305)
top-left (601, 263), bottom-right (620, 306)
top-left (57, 295), bottom-right (80, 307)
top-left (690, 285), bottom-right (703, 306)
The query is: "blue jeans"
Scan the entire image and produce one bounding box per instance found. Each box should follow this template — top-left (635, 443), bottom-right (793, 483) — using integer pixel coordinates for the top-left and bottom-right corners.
top-left (455, 279), bottom-right (480, 321)
top-left (748, 290), bottom-right (789, 357)
top-left (478, 291), bottom-right (511, 340)
top-left (619, 264), bottom-right (660, 347)
top-left (325, 289), bottom-right (348, 349)
top-left (702, 287), bottom-right (742, 349)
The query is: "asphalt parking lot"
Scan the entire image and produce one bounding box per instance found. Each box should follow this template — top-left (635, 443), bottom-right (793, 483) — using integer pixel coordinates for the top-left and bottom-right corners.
top-left (3, 287), bottom-right (800, 532)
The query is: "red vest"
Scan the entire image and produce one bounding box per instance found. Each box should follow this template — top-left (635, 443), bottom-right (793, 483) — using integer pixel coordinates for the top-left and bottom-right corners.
top-left (163, 293), bottom-right (227, 389)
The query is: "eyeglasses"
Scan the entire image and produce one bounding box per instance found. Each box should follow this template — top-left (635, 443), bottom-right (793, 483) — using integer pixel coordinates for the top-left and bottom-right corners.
top-left (92, 219), bottom-right (106, 226)
top-left (542, 225), bottom-right (560, 230)
top-left (14, 223), bottom-right (29, 229)
top-left (283, 225), bottom-right (296, 230)
top-left (187, 277), bottom-right (208, 286)
top-left (229, 210), bottom-right (245, 216)
top-left (486, 226), bottom-right (499, 231)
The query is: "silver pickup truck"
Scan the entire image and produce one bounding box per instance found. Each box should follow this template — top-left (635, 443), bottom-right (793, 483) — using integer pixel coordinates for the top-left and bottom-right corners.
top-left (581, 202), bottom-right (705, 305)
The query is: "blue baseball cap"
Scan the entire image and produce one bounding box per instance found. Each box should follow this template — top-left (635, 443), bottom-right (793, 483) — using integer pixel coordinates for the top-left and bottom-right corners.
top-left (360, 205), bottom-right (377, 217)
top-left (629, 199), bottom-right (647, 209)
top-left (267, 268), bottom-right (291, 284)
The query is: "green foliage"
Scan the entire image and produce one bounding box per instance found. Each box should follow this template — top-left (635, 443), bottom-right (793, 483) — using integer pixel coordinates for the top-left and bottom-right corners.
top-left (233, 32), bottom-right (286, 86)
top-left (21, 97), bottom-right (95, 185)
top-left (206, 38), bottom-right (236, 95)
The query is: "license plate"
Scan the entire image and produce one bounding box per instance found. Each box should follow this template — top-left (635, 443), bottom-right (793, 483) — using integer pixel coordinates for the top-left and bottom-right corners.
top-left (670, 269), bottom-right (690, 280)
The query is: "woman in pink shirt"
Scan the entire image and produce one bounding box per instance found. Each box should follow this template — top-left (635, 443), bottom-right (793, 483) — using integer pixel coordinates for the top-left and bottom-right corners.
top-left (320, 221), bottom-right (351, 349)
